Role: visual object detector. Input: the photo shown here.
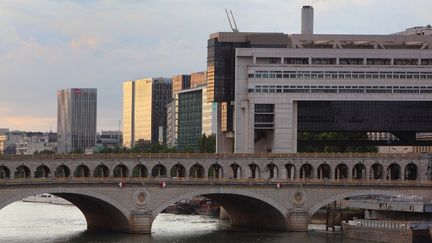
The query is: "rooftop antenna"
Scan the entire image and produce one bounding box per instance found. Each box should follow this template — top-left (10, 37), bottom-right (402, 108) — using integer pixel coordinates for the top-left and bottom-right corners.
top-left (225, 9), bottom-right (239, 32)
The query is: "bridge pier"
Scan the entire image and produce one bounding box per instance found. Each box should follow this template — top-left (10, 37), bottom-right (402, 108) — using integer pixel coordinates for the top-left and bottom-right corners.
top-left (286, 209), bottom-right (309, 232)
top-left (219, 206), bottom-right (230, 220)
top-left (129, 211), bottom-right (154, 234)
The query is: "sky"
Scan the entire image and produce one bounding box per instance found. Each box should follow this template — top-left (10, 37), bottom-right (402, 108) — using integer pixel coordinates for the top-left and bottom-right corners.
top-left (1, 0), bottom-right (431, 132)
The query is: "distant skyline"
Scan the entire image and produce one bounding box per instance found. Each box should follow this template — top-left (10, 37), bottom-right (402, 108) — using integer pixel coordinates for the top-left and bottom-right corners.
top-left (1, 0), bottom-right (431, 132)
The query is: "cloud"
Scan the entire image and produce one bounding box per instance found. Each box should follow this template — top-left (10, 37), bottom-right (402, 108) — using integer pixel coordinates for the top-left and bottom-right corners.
top-left (1, 116), bottom-right (56, 132)
top-left (1, 0), bottom-right (432, 132)
top-left (69, 36), bottom-right (100, 49)
top-left (0, 107), bottom-right (9, 113)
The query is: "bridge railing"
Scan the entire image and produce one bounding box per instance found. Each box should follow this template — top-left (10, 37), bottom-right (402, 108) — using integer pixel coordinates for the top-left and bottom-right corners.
top-left (0, 152), bottom-right (426, 160)
top-left (1, 176), bottom-right (431, 187)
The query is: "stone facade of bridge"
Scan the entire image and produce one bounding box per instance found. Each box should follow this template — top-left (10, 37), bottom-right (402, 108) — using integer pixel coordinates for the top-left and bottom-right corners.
top-left (0, 153), bottom-right (431, 233)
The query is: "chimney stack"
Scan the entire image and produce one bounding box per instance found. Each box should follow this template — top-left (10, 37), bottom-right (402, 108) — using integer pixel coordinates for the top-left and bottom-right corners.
top-left (301, 6), bottom-right (314, 34)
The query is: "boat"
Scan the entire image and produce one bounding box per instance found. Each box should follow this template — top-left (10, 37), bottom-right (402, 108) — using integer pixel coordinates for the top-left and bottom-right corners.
top-left (163, 200), bottom-right (196, 215)
top-left (342, 219), bottom-right (432, 243)
top-left (22, 193), bottom-right (72, 205)
top-left (196, 199), bottom-right (220, 217)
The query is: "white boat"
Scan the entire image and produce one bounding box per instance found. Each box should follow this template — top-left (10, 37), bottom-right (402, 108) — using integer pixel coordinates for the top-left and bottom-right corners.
top-left (342, 219), bottom-right (432, 243)
top-left (22, 193), bottom-right (72, 205)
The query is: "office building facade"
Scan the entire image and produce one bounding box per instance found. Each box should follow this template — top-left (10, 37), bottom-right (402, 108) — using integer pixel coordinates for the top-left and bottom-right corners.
top-left (57, 88), bottom-right (97, 153)
top-left (122, 78), bottom-right (172, 148)
top-left (166, 71), bottom-right (214, 150)
top-left (208, 7), bottom-right (432, 153)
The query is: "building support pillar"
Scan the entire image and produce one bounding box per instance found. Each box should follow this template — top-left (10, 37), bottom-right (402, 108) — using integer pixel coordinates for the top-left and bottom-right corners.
top-left (273, 101), bottom-right (297, 153)
top-left (286, 209), bottom-right (309, 232)
top-left (220, 206), bottom-right (230, 220)
top-left (129, 210), bottom-right (154, 234)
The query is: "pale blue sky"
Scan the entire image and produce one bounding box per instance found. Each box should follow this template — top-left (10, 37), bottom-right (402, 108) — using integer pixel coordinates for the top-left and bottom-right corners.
top-left (1, 0), bottom-right (431, 131)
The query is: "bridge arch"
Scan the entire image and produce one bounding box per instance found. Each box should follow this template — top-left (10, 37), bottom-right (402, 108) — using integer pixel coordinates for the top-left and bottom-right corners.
top-left (317, 163), bottom-right (331, 179)
top-left (265, 163), bottom-right (279, 179)
top-left (405, 162), bottom-right (418, 180)
top-left (132, 164), bottom-right (148, 178)
top-left (54, 165), bottom-right (70, 178)
top-left (113, 164), bottom-right (129, 178)
top-left (352, 163), bottom-right (366, 179)
top-left (0, 187), bottom-right (130, 232)
top-left (300, 163), bottom-right (313, 179)
top-left (335, 163), bottom-right (348, 179)
top-left (387, 163), bottom-right (401, 180)
top-left (151, 164), bottom-right (167, 177)
top-left (370, 162), bottom-right (384, 180)
top-left (15, 165), bottom-right (30, 178)
top-left (35, 165), bottom-right (50, 178)
top-left (208, 164), bottom-right (223, 179)
top-left (308, 190), bottom-right (412, 216)
top-left (94, 164), bottom-right (110, 178)
top-left (0, 165), bottom-right (10, 179)
top-left (171, 164), bottom-right (186, 178)
top-left (189, 163), bottom-right (205, 178)
top-left (153, 188), bottom-right (289, 230)
top-left (285, 163), bottom-right (296, 180)
top-left (248, 163), bottom-right (260, 179)
top-left (74, 164), bottom-right (90, 178)
top-left (230, 163), bottom-right (241, 179)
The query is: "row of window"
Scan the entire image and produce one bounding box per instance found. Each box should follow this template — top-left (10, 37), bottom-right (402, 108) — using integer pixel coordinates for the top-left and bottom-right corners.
top-left (249, 85), bottom-right (432, 94)
top-left (249, 70), bottom-right (432, 80)
top-left (257, 57), bottom-right (432, 66)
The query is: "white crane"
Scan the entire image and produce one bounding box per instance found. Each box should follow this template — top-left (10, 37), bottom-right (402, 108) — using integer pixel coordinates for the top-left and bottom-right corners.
top-left (225, 9), bottom-right (239, 32)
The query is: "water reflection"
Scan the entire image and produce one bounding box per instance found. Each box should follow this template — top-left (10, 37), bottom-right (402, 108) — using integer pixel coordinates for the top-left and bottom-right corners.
top-left (0, 201), bottom-right (364, 243)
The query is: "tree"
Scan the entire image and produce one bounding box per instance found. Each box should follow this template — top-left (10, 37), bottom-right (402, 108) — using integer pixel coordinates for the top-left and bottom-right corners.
top-left (198, 134), bottom-right (216, 153)
top-left (34, 150), bottom-right (55, 155)
top-left (298, 132), bottom-right (377, 153)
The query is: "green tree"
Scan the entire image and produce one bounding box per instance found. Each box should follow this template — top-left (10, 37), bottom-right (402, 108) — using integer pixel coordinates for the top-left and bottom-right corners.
top-left (37, 149), bottom-right (55, 154)
top-left (298, 132), bottom-right (377, 153)
top-left (198, 134), bottom-right (216, 153)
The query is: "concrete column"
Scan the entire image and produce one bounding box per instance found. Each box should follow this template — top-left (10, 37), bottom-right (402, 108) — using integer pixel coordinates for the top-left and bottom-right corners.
top-left (129, 211), bottom-right (154, 234)
top-left (286, 209), bottom-right (309, 231)
top-left (281, 165), bottom-right (287, 180)
top-left (219, 206), bottom-right (230, 220)
top-left (347, 164), bottom-right (352, 179)
top-left (273, 101), bottom-right (297, 153)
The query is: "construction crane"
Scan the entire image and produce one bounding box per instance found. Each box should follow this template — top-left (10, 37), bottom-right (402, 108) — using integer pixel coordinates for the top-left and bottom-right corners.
top-left (225, 9), bottom-right (239, 32)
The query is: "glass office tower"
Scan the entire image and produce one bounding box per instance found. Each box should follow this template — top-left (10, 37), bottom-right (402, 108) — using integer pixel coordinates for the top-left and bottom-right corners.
top-left (57, 88), bottom-right (97, 153)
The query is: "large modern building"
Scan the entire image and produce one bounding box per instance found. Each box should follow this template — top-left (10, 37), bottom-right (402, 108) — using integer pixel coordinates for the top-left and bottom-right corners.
top-left (166, 71), bottom-right (215, 150)
top-left (122, 78), bottom-right (172, 148)
top-left (176, 86), bottom-right (213, 151)
top-left (57, 88), bottom-right (97, 153)
top-left (208, 6), bottom-right (432, 153)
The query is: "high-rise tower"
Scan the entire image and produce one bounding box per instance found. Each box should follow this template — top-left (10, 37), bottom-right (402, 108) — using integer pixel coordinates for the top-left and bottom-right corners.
top-left (122, 78), bottom-right (172, 148)
top-left (57, 88), bottom-right (97, 153)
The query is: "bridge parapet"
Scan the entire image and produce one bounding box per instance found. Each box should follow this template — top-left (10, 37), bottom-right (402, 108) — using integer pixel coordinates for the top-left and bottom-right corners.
top-left (0, 153), bottom-right (430, 181)
top-left (0, 152), bottom-right (426, 160)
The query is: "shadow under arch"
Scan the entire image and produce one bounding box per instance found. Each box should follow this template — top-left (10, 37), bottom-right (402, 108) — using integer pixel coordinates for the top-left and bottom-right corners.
top-left (308, 190), bottom-right (412, 217)
top-left (153, 188), bottom-right (289, 230)
top-left (0, 188), bottom-right (130, 233)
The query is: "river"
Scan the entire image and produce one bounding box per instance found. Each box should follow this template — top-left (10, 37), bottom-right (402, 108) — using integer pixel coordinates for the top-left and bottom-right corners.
top-left (0, 201), bottom-right (365, 243)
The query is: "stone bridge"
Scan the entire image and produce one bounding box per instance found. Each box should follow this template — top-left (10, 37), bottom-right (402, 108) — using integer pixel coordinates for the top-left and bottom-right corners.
top-left (1, 153), bottom-right (432, 234)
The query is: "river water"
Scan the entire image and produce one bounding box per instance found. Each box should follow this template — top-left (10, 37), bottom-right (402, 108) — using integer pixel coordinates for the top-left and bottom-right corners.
top-left (0, 201), bottom-right (365, 243)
